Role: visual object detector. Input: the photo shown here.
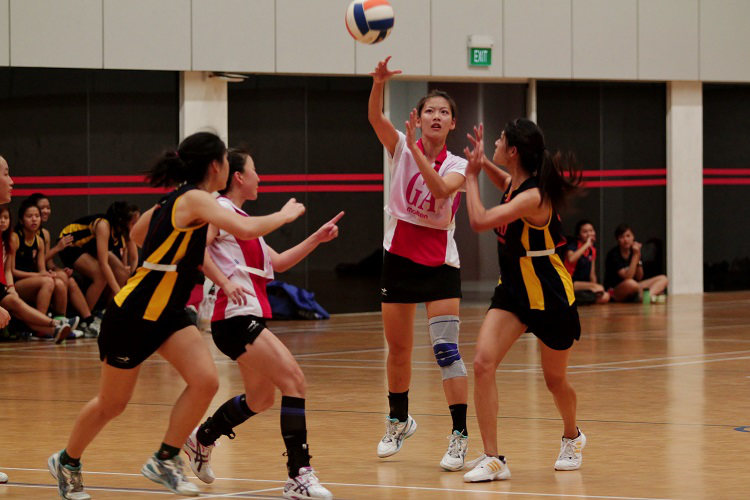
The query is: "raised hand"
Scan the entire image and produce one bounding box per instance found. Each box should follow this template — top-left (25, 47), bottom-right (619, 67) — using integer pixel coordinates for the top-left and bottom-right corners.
top-left (280, 198), bottom-right (306, 223)
top-left (370, 56), bottom-right (402, 83)
top-left (405, 108), bottom-right (419, 150)
top-left (463, 123), bottom-right (485, 176)
top-left (313, 211), bottom-right (345, 243)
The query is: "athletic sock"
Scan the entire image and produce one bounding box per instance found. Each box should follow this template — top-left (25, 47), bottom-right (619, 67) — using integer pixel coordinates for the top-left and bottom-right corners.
top-left (156, 443), bottom-right (180, 460)
top-left (60, 449), bottom-right (80, 468)
top-left (197, 394), bottom-right (256, 446)
top-left (449, 403), bottom-right (468, 435)
top-left (82, 315), bottom-right (94, 325)
top-left (280, 396), bottom-right (310, 477)
top-left (388, 390), bottom-right (409, 422)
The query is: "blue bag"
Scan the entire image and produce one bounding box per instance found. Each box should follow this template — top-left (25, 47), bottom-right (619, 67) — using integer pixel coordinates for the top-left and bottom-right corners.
top-left (266, 280), bottom-right (330, 320)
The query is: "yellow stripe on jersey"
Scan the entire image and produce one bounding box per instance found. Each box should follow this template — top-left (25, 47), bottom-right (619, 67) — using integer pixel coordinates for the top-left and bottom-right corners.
top-left (520, 256), bottom-right (545, 309)
top-left (520, 224), bottom-right (545, 309)
top-left (140, 230), bottom-right (194, 320)
top-left (143, 271), bottom-right (178, 320)
top-left (550, 253), bottom-right (576, 305)
top-left (114, 267), bottom-right (150, 307)
top-left (171, 230), bottom-right (193, 264)
top-left (144, 230), bottom-right (180, 264)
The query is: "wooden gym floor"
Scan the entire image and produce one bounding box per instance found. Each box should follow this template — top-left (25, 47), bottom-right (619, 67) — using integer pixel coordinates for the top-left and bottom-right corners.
top-left (1, 291), bottom-right (749, 499)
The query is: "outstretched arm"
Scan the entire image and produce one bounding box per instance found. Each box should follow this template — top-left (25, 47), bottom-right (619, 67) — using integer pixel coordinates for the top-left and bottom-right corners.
top-left (179, 190), bottom-right (305, 241)
top-left (368, 56), bottom-right (402, 156)
top-left (270, 211), bottom-right (344, 273)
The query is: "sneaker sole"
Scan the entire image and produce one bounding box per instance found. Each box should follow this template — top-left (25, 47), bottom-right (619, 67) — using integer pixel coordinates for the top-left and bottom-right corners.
top-left (377, 417), bottom-right (418, 458)
top-left (140, 463), bottom-right (200, 497)
top-left (440, 458), bottom-right (465, 471)
top-left (463, 468), bottom-right (511, 482)
top-left (555, 462), bottom-right (582, 471)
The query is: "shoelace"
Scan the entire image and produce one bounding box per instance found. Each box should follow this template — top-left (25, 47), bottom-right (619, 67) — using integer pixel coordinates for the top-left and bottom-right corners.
top-left (446, 434), bottom-right (464, 457)
top-left (383, 420), bottom-right (402, 442)
top-left (559, 439), bottom-right (578, 460)
top-left (163, 457), bottom-right (189, 485)
top-left (63, 466), bottom-right (84, 492)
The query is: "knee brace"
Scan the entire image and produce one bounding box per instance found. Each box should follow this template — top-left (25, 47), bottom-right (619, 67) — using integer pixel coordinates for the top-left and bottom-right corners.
top-left (429, 315), bottom-right (466, 380)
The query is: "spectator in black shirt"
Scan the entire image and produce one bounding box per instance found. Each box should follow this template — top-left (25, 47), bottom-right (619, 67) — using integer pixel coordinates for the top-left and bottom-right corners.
top-left (604, 224), bottom-right (668, 302)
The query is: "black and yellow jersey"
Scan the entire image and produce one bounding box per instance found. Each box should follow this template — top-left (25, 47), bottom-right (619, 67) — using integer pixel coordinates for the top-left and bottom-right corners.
top-left (59, 214), bottom-right (125, 257)
top-left (494, 177), bottom-right (574, 311)
top-left (114, 184), bottom-right (207, 321)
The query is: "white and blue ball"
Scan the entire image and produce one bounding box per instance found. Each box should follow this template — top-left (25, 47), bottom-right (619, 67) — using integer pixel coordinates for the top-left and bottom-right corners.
top-left (345, 0), bottom-right (394, 45)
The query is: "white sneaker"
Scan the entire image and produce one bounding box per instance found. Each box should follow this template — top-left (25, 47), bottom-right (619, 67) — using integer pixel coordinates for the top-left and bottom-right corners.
top-left (141, 455), bottom-right (200, 496)
top-left (183, 426), bottom-right (216, 483)
top-left (0, 471), bottom-right (7, 483)
top-left (463, 454), bottom-right (511, 482)
top-left (555, 429), bottom-right (586, 470)
top-left (440, 430), bottom-right (468, 471)
top-left (48, 451), bottom-right (91, 500)
top-left (376, 415), bottom-right (417, 458)
top-left (283, 466), bottom-right (332, 500)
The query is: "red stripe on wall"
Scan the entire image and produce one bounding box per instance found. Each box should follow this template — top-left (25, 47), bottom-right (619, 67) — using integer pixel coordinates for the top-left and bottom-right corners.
top-left (13, 187), bottom-right (170, 196)
top-left (13, 173), bottom-right (384, 185)
top-left (582, 179), bottom-right (667, 188)
top-left (703, 169), bottom-right (750, 176)
top-left (14, 175), bottom-right (146, 184)
top-left (581, 168), bottom-right (666, 177)
top-left (703, 178), bottom-right (750, 185)
top-left (13, 184), bottom-right (384, 197)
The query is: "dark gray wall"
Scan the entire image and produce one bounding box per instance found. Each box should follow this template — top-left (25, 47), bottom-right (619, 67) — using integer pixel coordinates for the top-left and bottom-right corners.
top-left (537, 82), bottom-right (667, 282)
top-left (703, 84), bottom-right (750, 291)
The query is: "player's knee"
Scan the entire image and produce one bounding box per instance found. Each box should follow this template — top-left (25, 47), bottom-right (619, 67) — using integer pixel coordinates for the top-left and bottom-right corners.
top-left (473, 354), bottom-right (495, 379)
top-left (429, 315), bottom-right (466, 380)
top-left (280, 364), bottom-right (307, 397)
top-left (544, 372), bottom-right (567, 393)
top-left (98, 395), bottom-right (130, 419)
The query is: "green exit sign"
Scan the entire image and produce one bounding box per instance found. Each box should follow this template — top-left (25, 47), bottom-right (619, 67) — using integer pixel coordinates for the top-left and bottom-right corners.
top-left (469, 47), bottom-right (491, 66)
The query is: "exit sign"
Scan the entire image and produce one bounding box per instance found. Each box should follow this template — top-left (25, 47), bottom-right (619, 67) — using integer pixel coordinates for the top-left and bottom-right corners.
top-left (469, 47), bottom-right (491, 66)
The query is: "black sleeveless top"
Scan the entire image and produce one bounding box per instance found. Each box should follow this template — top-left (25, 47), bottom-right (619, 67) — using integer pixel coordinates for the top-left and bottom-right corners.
top-left (493, 177), bottom-right (575, 311)
top-left (14, 229), bottom-right (41, 272)
top-left (113, 184), bottom-right (207, 321)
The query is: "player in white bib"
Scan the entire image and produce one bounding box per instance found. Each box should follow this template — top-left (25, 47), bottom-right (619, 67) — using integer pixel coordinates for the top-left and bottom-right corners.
top-left (369, 56), bottom-right (470, 470)
top-left (183, 149), bottom-right (343, 500)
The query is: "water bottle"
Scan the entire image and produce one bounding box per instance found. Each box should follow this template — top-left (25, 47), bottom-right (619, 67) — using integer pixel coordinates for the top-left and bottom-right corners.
top-left (642, 287), bottom-right (651, 304)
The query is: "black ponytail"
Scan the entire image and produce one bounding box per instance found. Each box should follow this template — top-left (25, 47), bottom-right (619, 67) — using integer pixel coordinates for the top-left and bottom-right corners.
top-left (503, 118), bottom-right (581, 211)
top-left (146, 132), bottom-right (227, 188)
top-left (105, 201), bottom-right (139, 240)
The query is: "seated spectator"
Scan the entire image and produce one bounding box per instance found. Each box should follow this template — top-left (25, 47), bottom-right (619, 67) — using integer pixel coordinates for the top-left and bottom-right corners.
top-left (57, 201), bottom-right (139, 311)
top-left (27, 193), bottom-right (99, 337)
top-left (565, 219), bottom-right (609, 304)
top-left (604, 224), bottom-right (668, 302)
top-left (0, 203), bottom-right (73, 342)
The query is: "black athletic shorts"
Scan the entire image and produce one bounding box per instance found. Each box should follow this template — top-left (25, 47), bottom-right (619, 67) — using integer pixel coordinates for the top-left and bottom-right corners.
top-left (489, 284), bottom-right (581, 350)
top-left (211, 315), bottom-right (267, 360)
top-left (381, 250), bottom-right (461, 303)
top-left (98, 304), bottom-right (194, 369)
top-left (59, 246), bottom-right (86, 268)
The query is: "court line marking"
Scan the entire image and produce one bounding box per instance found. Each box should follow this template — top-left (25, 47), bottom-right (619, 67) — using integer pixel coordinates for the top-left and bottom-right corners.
top-left (0, 468), bottom-right (672, 500)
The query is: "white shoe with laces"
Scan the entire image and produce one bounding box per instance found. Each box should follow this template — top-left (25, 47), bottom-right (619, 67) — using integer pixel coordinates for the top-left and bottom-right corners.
top-left (376, 415), bottom-right (417, 458)
top-left (48, 451), bottom-right (91, 500)
top-left (554, 429), bottom-right (586, 470)
top-left (283, 466), bottom-right (332, 499)
top-left (141, 454), bottom-right (200, 496)
top-left (440, 430), bottom-right (468, 471)
top-left (183, 426), bottom-right (216, 483)
top-left (462, 454), bottom-right (511, 482)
